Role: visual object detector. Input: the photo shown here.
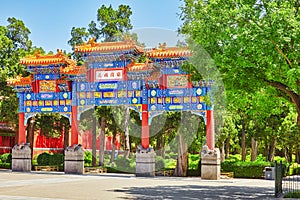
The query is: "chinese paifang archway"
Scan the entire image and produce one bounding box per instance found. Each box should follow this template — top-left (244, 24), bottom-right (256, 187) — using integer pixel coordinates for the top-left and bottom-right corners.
top-left (7, 39), bottom-right (219, 179)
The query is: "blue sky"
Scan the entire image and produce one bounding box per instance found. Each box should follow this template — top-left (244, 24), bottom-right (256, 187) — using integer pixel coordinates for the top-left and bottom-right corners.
top-left (0, 0), bottom-right (184, 52)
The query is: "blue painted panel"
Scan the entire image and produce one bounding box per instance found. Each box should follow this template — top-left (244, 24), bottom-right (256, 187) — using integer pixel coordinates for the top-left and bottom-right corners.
top-left (165, 104), bottom-right (184, 111)
top-left (88, 82), bottom-right (97, 91)
top-left (129, 97), bottom-right (142, 104)
top-left (88, 61), bottom-right (126, 69)
top-left (24, 93), bottom-right (35, 100)
top-left (148, 104), bottom-right (165, 111)
top-left (59, 92), bottom-right (71, 100)
top-left (77, 82), bottom-right (89, 92)
top-left (59, 106), bottom-right (72, 112)
top-left (95, 98), bottom-right (118, 106)
top-left (117, 81), bottom-right (127, 90)
top-left (35, 74), bottom-right (60, 80)
top-left (36, 93), bottom-right (59, 100)
top-left (18, 93), bottom-right (25, 112)
top-left (148, 89), bottom-right (158, 97)
top-left (127, 80), bottom-right (142, 90)
top-left (192, 87), bottom-right (207, 96)
top-left (96, 82), bottom-right (118, 91)
top-left (166, 89), bottom-right (185, 97)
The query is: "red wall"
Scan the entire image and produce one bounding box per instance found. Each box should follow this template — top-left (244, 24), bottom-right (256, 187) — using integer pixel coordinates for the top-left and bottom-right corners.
top-left (0, 130), bottom-right (121, 155)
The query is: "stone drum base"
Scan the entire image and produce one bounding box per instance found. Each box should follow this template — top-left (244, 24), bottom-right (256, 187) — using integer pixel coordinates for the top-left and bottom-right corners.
top-left (12, 143), bottom-right (31, 172)
top-left (201, 146), bottom-right (220, 180)
top-left (136, 146), bottom-right (155, 177)
top-left (64, 144), bottom-right (84, 174)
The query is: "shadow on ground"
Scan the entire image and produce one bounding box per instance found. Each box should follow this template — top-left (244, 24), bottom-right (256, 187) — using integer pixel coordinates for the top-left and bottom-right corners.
top-left (113, 185), bottom-right (275, 200)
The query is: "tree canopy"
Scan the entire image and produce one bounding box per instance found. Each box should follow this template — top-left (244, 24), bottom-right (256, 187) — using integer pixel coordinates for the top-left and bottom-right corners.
top-left (180, 0), bottom-right (300, 127)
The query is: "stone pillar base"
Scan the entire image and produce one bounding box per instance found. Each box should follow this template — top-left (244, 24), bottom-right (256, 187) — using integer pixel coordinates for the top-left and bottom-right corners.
top-left (12, 143), bottom-right (31, 172)
top-left (201, 145), bottom-right (220, 180)
top-left (64, 144), bottom-right (84, 174)
top-left (136, 146), bottom-right (155, 177)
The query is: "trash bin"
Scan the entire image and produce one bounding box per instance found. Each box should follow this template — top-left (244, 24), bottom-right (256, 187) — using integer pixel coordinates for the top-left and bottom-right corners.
top-left (265, 167), bottom-right (275, 180)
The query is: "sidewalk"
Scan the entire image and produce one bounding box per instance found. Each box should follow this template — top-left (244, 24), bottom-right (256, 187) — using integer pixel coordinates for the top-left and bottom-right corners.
top-left (0, 170), bottom-right (277, 199)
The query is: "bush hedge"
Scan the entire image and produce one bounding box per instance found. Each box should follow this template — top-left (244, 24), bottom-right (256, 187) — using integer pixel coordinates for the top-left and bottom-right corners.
top-left (36, 152), bottom-right (64, 166)
top-left (114, 156), bottom-right (135, 173)
top-left (0, 153), bottom-right (12, 164)
top-left (155, 156), bottom-right (165, 171)
top-left (84, 151), bottom-right (92, 166)
top-left (221, 161), bottom-right (272, 178)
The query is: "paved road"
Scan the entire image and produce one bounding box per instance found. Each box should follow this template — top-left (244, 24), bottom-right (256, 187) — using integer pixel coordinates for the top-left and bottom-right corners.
top-left (0, 170), bottom-right (277, 199)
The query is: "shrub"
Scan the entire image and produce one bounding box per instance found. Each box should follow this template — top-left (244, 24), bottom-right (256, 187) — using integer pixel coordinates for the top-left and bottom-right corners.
top-left (37, 152), bottom-right (51, 165)
top-left (189, 154), bottom-right (200, 170)
top-left (37, 153), bottom-right (64, 166)
top-left (49, 153), bottom-right (64, 165)
top-left (221, 161), bottom-right (272, 178)
top-left (284, 191), bottom-right (300, 198)
top-left (84, 151), bottom-right (92, 166)
top-left (155, 156), bottom-right (165, 171)
top-left (115, 156), bottom-right (134, 173)
top-left (293, 167), bottom-right (300, 175)
top-left (0, 153), bottom-right (12, 164)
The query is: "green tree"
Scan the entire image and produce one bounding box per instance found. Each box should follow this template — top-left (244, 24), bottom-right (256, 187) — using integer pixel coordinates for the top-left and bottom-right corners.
top-left (67, 27), bottom-right (89, 63)
top-left (180, 0), bottom-right (300, 127)
top-left (0, 18), bottom-right (33, 129)
top-left (90, 4), bottom-right (133, 41)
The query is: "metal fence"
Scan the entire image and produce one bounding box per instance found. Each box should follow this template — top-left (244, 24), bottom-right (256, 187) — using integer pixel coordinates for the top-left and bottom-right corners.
top-left (275, 161), bottom-right (300, 198)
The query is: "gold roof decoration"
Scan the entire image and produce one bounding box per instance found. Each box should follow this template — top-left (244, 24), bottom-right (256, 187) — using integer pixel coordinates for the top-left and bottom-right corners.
top-left (20, 49), bottom-right (75, 66)
top-left (7, 74), bottom-right (33, 86)
top-left (60, 65), bottom-right (87, 75)
top-left (74, 38), bottom-right (144, 53)
top-left (146, 43), bottom-right (191, 58)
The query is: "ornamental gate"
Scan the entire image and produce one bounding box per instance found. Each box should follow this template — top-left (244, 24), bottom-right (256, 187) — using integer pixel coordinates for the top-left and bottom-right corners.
top-left (7, 39), bottom-right (219, 178)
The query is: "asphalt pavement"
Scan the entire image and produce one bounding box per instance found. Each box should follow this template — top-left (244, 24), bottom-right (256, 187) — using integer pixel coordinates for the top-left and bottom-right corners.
top-left (0, 170), bottom-right (278, 200)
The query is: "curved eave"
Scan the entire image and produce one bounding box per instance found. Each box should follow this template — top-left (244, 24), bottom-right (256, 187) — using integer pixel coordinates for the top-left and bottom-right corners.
top-left (146, 51), bottom-right (192, 59)
top-left (20, 58), bottom-right (66, 66)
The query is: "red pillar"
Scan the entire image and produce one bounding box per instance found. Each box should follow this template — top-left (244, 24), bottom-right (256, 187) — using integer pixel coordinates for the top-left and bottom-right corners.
top-left (206, 110), bottom-right (215, 150)
top-left (18, 113), bottom-right (26, 144)
top-left (141, 104), bottom-right (149, 149)
top-left (71, 106), bottom-right (79, 145)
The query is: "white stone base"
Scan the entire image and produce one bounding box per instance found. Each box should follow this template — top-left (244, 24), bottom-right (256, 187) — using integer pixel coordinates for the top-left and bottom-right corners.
top-left (12, 143), bottom-right (31, 172)
top-left (201, 146), bottom-right (220, 180)
top-left (136, 148), bottom-right (155, 177)
top-left (64, 144), bottom-right (84, 174)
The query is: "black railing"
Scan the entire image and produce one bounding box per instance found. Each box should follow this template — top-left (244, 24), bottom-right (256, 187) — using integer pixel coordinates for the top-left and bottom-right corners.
top-left (275, 161), bottom-right (300, 198)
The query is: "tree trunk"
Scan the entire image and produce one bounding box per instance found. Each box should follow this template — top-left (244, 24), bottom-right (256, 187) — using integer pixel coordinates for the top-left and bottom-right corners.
top-left (225, 137), bottom-right (230, 159)
top-left (110, 132), bottom-right (116, 163)
top-left (241, 118), bottom-right (246, 162)
top-left (284, 146), bottom-right (292, 163)
top-left (124, 107), bottom-right (130, 159)
top-left (296, 150), bottom-right (300, 164)
top-left (251, 137), bottom-right (258, 161)
top-left (63, 122), bottom-right (69, 149)
top-left (175, 133), bottom-right (188, 177)
top-left (156, 133), bottom-right (163, 156)
top-left (220, 143), bottom-right (225, 162)
top-left (267, 137), bottom-right (276, 162)
top-left (26, 117), bottom-right (35, 159)
top-left (98, 117), bottom-right (106, 166)
top-left (92, 115), bottom-right (97, 166)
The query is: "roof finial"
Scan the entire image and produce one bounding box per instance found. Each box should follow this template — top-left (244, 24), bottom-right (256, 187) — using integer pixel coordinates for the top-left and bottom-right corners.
top-left (87, 37), bottom-right (96, 45)
top-left (158, 42), bottom-right (167, 50)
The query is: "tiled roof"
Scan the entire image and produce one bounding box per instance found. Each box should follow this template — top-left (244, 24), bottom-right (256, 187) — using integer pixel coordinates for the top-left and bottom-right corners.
top-left (146, 47), bottom-right (191, 58)
top-left (7, 75), bottom-right (32, 86)
top-left (75, 38), bottom-right (143, 53)
top-left (20, 50), bottom-right (75, 66)
top-left (126, 63), bottom-right (154, 72)
top-left (60, 65), bottom-right (87, 75)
